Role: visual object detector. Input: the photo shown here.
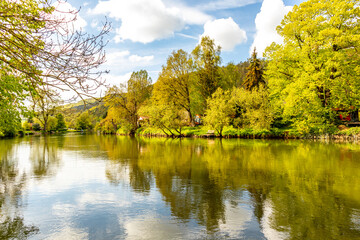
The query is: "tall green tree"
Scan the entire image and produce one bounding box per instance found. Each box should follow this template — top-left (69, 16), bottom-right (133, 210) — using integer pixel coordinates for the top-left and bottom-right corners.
top-left (55, 113), bottom-right (67, 131)
top-left (192, 36), bottom-right (222, 111)
top-left (105, 70), bottom-right (152, 135)
top-left (265, 0), bottom-right (360, 132)
top-left (243, 48), bottom-right (265, 91)
top-left (153, 49), bottom-right (195, 125)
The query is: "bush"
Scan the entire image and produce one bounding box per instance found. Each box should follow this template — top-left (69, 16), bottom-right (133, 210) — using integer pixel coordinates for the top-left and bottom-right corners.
top-left (33, 123), bottom-right (41, 131)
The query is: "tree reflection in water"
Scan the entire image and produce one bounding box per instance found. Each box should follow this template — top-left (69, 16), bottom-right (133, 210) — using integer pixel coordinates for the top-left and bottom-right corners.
top-left (0, 139), bottom-right (39, 239)
top-left (103, 137), bottom-right (360, 239)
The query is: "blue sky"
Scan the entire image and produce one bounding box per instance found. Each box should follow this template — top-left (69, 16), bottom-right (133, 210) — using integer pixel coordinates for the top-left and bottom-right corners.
top-left (61, 0), bottom-right (305, 87)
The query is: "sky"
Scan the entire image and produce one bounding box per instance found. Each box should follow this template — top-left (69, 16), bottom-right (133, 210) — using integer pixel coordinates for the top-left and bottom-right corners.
top-left (60, 0), bottom-right (305, 89)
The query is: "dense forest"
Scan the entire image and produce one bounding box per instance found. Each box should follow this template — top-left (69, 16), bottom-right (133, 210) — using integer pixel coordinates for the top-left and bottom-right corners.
top-left (1, 0), bottom-right (359, 138)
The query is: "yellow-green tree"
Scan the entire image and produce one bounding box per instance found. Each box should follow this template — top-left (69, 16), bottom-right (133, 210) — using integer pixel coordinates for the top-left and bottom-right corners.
top-left (192, 36), bottom-right (222, 111)
top-left (265, 0), bottom-right (360, 132)
top-left (105, 70), bottom-right (152, 135)
top-left (203, 88), bottom-right (234, 137)
top-left (231, 87), bottom-right (273, 129)
top-left (153, 49), bottom-right (195, 125)
top-left (75, 112), bottom-right (93, 130)
top-left (139, 101), bottom-right (187, 137)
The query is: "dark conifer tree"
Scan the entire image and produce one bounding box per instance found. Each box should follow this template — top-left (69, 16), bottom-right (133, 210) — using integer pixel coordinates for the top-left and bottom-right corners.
top-left (243, 48), bottom-right (265, 91)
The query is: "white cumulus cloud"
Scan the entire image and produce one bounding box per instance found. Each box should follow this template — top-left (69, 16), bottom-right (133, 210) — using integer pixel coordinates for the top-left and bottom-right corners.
top-left (90, 0), bottom-right (211, 43)
top-left (250, 0), bottom-right (292, 56)
top-left (201, 18), bottom-right (247, 51)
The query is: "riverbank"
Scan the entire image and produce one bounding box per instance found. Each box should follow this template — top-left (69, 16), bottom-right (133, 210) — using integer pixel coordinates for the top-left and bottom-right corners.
top-left (121, 126), bottom-right (360, 141)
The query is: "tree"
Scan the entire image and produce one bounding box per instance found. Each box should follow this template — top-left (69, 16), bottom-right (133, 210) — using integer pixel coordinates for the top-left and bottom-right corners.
top-left (203, 88), bottom-right (234, 137)
top-left (153, 49), bottom-right (195, 125)
top-left (75, 112), bottom-right (93, 130)
top-left (243, 48), bottom-right (265, 91)
top-left (55, 113), bottom-right (66, 131)
top-left (105, 70), bottom-right (152, 135)
top-left (31, 93), bottom-right (59, 133)
top-left (265, 0), bottom-right (360, 132)
top-left (231, 87), bottom-right (273, 130)
top-left (139, 101), bottom-right (187, 137)
top-left (0, 72), bottom-right (27, 136)
top-left (96, 108), bottom-right (122, 134)
top-left (0, 0), bottom-right (109, 99)
top-left (192, 36), bottom-right (222, 111)
top-left (0, 0), bottom-right (109, 136)
top-left (219, 62), bottom-right (246, 89)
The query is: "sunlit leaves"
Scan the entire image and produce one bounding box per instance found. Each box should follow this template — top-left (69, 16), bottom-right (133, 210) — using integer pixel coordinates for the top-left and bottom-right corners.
top-left (265, 0), bottom-right (360, 132)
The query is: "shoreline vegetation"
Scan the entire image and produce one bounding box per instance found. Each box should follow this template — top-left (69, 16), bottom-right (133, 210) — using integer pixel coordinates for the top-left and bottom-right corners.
top-left (1, 0), bottom-right (359, 142)
top-left (134, 126), bottom-right (360, 141)
top-left (11, 126), bottom-right (360, 143)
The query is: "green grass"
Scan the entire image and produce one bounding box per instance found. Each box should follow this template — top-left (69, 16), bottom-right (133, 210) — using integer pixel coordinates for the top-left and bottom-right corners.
top-left (337, 127), bottom-right (360, 136)
top-left (137, 126), bottom-right (291, 138)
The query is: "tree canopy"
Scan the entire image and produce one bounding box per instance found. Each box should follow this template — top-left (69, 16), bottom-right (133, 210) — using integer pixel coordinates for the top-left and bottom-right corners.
top-left (105, 70), bottom-right (152, 135)
top-left (265, 0), bottom-right (360, 132)
top-left (153, 49), bottom-right (195, 125)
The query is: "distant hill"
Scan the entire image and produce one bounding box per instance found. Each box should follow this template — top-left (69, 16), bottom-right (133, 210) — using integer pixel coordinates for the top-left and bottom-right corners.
top-left (62, 98), bottom-right (108, 127)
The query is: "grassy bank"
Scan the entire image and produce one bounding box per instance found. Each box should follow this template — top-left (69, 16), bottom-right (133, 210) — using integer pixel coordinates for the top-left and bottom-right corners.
top-left (121, 126), bottom-right (360, 140)
top-left (130, 126), bottom-right (298, 139)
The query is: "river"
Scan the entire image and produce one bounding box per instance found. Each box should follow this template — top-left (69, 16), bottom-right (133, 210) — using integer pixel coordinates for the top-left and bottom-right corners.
top-left (0, 133), bottom-right (359, 239)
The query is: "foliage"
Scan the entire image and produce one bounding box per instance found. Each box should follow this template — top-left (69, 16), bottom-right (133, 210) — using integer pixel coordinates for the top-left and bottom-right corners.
top-left (203, 88), bottom-right (234, 137)
top-left (32, 123), bottom-right (41, 131)
top-left (338, 127), bottom-right (360, 136)
top-left (75, 112), bottom-right (93, 130)
top-left (219, 62), bottom-right (247, 89)
top-left (265, 0), bottom-right (360, 133)
top-left (231, 87), bottom-right (273, 130)
top-left (22, 122), bottom-right (32, 131)
top-left (192, 36), bottom-right (222, 111)
top-left (0, 0), bottom-right (109, 137)
top-left (0, 72), bottom-right (28, 137)
top-left (243, 48), bottom-right (265, 91)
top-left (105, 70), bottom-right (152, 135)
top-left (55, 113), bottom-right (66, 131)
top-left (96, 107), bottom-right (122, 134)
top-left (153, 49), bottom-right (195, 125)
top-left (31, 93), bottom-right (59, 133)
top-left (0, 106), bottom-right (21, 137)
top-left (139, 101), bottom-right (187, 137)
top-left (47, 116), bottom-right (58, 132)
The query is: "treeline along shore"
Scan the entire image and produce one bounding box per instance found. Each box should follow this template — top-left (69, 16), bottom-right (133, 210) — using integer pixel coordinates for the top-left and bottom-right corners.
top-left (1, 0), bottom-right (359, 141)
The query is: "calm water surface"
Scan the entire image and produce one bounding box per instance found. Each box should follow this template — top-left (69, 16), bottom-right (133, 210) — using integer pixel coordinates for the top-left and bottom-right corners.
top-left (0, 134), bottom-right (360, 239)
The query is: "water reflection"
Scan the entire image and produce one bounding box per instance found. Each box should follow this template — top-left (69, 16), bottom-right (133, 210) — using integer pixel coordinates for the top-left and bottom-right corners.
top-left (0, 135), bottom-right (360, 239)
top-left (104, 137), bottom-right (360, 239)
top-left (0, 139), bottom-right (39, 239)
